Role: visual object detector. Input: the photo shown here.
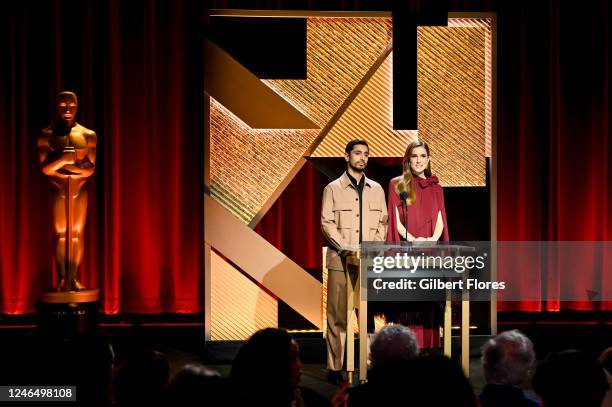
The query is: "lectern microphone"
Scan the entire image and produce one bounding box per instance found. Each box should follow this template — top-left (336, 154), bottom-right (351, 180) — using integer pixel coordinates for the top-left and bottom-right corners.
top-left (398, 192), bottom-right (409, 241)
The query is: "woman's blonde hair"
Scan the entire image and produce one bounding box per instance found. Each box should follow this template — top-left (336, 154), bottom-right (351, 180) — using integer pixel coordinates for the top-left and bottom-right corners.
top-left (395, 140), bottom-right (432, 205)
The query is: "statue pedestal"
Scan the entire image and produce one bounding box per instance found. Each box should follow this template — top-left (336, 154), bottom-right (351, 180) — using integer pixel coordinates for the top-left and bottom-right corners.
top-left (37, 289), bottom-right (100, 339)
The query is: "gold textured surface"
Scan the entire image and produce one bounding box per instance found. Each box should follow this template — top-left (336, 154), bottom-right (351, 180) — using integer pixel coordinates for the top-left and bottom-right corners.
top-left (312, 52), bottom-right (417, 157)
top-left (263, 17), bottom-right (392, 127)
top-left (210, 251), bottom-right (277, 340)
top-left (209, 98), bottom-right (318, 224)
top-left (417, 25), bottom-right (486, 186)
top-left (312, 19), bottom-right (490, 186)
top-left (449, 18), bottom-right (493, 158)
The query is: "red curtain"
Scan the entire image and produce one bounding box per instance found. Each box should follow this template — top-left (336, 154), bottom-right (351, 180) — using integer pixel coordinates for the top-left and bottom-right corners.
top-left (255, 162), bottom-right (324, 270)
top-left (0, 0), bottom-right (202, 314)
top-left (494, 0), bottom-right (611, 311)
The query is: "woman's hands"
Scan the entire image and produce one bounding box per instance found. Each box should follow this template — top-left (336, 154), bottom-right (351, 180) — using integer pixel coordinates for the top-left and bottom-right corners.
top-left (412, 236), bottom-right (439, 243)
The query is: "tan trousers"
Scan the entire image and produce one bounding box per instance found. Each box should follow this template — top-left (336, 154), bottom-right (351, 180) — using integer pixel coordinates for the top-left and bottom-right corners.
top-left (326, 264), bottom-right (358, 371)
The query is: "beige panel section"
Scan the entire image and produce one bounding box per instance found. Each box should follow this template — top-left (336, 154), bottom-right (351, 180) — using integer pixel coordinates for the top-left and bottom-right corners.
top-left (312, 52), bottom-right (417, 158)
top-left (209, 98), bottom-right (319, 224)
top-left (204, 243), bottom-right (211, 339)
top-left (205, 196), bottom-right (323, 328)
top-left (204, 39), bottom-right (317, 129)
top-left (210, 251), bottom-right (277, 340)
top-left (417, 26), bottom-right (486, 186)
top-left (263, 17), bottom-right (392, 127)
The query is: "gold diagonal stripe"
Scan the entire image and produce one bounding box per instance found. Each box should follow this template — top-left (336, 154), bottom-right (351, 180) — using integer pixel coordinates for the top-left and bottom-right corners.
top-left (205, 196), bottom-right (322, 329)
top-left (204, 39), bottom-right (317, 129)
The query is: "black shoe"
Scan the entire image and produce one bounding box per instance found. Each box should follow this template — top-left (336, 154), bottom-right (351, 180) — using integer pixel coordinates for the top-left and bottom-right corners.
top-left (327, 370), bottom-right (343, 385)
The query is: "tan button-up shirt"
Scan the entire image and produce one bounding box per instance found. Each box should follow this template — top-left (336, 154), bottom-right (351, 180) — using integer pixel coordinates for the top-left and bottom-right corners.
top-left (321, 172), bottom-right (388, 270)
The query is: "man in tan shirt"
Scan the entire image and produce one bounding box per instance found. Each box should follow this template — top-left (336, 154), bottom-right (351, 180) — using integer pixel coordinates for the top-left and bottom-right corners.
top-left (321, 139), bottom-right (387, 383)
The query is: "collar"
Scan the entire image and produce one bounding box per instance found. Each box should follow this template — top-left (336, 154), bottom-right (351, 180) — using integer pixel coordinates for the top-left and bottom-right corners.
top-left (340, 171), bottom-right (371, 189)
top-left (346, 172), bottom-right (365, 189)
top-left (415, 175), bottom-right (439, 188)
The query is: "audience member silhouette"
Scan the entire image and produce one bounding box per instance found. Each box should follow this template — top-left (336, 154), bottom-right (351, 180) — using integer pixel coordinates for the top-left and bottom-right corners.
top-left (230, 327), bottom-right (326, 406)
top-left (112, 348), bottom-right (169, 407)
top-left (4, 332), bottom-right (114, 406)
top-left (164, 362), bottom-right (232, 406)
top-left (369, 324), bottom-right (420, 368)
top-left (340, 324), bottom-right (419, 406)
top-left (406, 353), bottom-right (478, 407)
top-left (345, 351), bottom-right (479, 407)
top-left (532, 349), bottom-right (608, 407)
top-left (479, 329), bottom-right (539, 407)
top-left (599, 346), bottom-right (612, 407)
top-left (347, 324), bottom-right (421, 406)
top-left (601, 346), bottom-right (612, 374)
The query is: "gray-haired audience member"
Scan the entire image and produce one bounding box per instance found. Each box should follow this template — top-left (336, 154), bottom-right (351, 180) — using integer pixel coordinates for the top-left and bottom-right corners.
top-left (370, 323), bottom-right (419, 368)
top-left (479, 329), bottom-right (538, 407)
top-left (343, 324), bottom-right (420, 407)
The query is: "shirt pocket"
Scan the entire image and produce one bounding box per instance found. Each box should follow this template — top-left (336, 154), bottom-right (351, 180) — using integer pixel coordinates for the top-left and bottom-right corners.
top-left (333, 204), bottom-right (354, 229)
top-left (368, 201), bottom-right (382, 229)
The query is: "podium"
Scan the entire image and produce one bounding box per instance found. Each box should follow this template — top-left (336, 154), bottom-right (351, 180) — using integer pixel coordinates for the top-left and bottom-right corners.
top-left (347, 243), bottom-right (477, 383)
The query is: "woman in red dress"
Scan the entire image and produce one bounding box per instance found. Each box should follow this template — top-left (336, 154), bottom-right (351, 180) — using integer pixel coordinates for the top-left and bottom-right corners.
top-left (387, 140), bottom-right (448, 243)
top-left (385, 139), bottom-right (449, 348)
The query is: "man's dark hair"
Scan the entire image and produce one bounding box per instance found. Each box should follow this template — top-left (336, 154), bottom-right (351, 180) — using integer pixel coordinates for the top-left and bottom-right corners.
top-left (113, 348), bottom-right (169, 406)
top-left (230, 328), bottom-right (295, 406)
top-left (345, 139), bottom-right (369, 154)
top-left (532, 349), bottom-right (609, 407)
top-left (406, 354), bottom-right (478, 406)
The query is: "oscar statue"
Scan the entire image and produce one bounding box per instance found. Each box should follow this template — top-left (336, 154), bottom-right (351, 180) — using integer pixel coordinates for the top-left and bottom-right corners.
top-left (37, 91), bottom-right (99, 336)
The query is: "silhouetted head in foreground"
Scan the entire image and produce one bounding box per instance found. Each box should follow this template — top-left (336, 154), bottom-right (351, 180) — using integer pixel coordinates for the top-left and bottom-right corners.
top-left (533, 349), bottom-right (608, 407)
